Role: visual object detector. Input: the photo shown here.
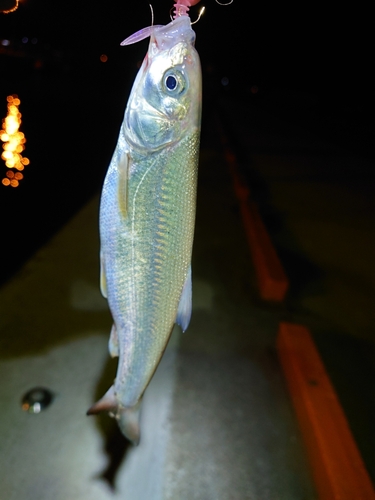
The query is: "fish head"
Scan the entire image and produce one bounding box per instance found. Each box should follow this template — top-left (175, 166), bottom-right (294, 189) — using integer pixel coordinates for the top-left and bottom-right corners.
top-left (124, 16), bottom-right (201, 152)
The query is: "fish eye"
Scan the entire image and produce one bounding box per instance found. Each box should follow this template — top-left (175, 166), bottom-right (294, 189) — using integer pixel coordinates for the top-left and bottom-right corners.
top-left (166, 75), bottom-right (177, 91)
top-left (163, 68), bottom-right (187, 96)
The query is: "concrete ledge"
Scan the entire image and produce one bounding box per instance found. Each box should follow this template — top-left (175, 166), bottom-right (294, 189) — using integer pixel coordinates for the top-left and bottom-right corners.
top-left (277, 322), bottom-right (375, 500)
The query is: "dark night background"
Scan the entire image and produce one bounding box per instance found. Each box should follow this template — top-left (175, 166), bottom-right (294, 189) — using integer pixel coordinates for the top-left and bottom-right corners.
top-left (0, 0), bottom-right (372, 283)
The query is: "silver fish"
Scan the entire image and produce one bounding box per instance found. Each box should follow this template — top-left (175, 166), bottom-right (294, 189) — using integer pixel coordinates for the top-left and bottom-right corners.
top-left (87, 15), bottom-right (201, 444)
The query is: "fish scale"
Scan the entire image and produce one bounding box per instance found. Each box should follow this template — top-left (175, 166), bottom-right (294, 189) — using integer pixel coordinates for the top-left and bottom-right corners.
top-left (103, 131), bottom-right (199, 403)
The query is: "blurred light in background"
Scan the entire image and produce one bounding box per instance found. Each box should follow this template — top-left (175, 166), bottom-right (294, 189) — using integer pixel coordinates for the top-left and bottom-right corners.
top-left (1, 95), bottom-right (30, 188)
top-left (100, 54), bottom-right (108, 63)
top-left (0, 0), bottom-right (19, 14)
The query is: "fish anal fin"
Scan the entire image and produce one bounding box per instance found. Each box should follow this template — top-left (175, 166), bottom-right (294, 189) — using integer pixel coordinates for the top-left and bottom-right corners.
top-left (176, 265), bottom-right (192, 332)
top-left (86, 386), bottom-right (117, 415)
top-left (109, 323), bottom-right (119, 358)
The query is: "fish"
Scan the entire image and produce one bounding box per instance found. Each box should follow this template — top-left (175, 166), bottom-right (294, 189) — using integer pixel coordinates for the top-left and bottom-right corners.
top-left (87, 1), bottom-right (202, 445)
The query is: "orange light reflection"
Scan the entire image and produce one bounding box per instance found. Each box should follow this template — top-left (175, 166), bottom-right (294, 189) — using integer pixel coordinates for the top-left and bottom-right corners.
top-left (1, 95), bottom-right (30, 187)
top-left (2, 0), bottom-right (19, 14)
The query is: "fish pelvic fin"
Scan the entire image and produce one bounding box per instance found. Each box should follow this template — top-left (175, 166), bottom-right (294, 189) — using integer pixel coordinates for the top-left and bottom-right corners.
top-left (87, 386), bottom-right (142, 445)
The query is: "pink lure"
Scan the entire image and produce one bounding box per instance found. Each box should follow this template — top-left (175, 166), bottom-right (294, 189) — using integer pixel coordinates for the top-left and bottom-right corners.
top-left (121, 0), bottom-right (201, 46)
top-left (172, 0), bottom-right (201, 18)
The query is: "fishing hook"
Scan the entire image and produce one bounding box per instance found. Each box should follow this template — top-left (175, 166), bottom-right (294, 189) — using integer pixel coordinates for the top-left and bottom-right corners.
top-left (171, 0), bottom-right (233, 21)
top-left (172, 0), bottom-right (201, 20)
top-left (191, 6), bottom-right (206, 24)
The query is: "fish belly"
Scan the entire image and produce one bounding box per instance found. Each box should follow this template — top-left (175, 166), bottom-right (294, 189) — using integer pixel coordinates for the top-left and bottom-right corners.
top-left (99, 129), bottom-right (200, 407)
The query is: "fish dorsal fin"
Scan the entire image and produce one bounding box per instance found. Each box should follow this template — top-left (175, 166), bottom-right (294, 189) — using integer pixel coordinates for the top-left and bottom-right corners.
top-left (118, 152), bottom-right (130, 219)
top-left (176, 265), bottom-right (192, 332)
top-left (100, 251), bottom-right (107, 298)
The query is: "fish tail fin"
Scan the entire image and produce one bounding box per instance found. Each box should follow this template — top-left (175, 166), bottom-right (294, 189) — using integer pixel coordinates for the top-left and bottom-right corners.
top-left (116, 400), bottom-right (142, 446)
top-left (86, 385), bottom-right (117, 415)
top-left (87, 386), bottom-right (142, 445)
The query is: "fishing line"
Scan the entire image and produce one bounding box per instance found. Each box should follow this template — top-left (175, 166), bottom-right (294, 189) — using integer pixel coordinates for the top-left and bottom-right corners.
top-left (149, 3), bottom-right (154, 26)
top-left (170, 0), bottom-right (233, 23)
top-left (191, 6), bottom-right (205, 24)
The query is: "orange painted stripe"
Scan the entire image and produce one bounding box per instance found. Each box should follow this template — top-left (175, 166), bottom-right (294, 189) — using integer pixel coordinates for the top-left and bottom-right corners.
top-left (240, 199), bottom-right (288, 301)
top-left (218, 122), bottom-right (288, 301)
top-left (224, 146), bottom-right (289, 302)
top-left (277, 322), bottom-right (375, 500)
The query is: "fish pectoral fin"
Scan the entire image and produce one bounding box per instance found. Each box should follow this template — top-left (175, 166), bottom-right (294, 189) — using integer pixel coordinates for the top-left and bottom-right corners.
top-left (100, 251), bottom-right (107, 298)
top-left (118, 152), bottom-right (130, 219)
top-left (176, 265), bottom-right (192, 332)
top-left (86, 386), bottom-right (117, 415)
top-left (109, 323), bottom-right (119, 358)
